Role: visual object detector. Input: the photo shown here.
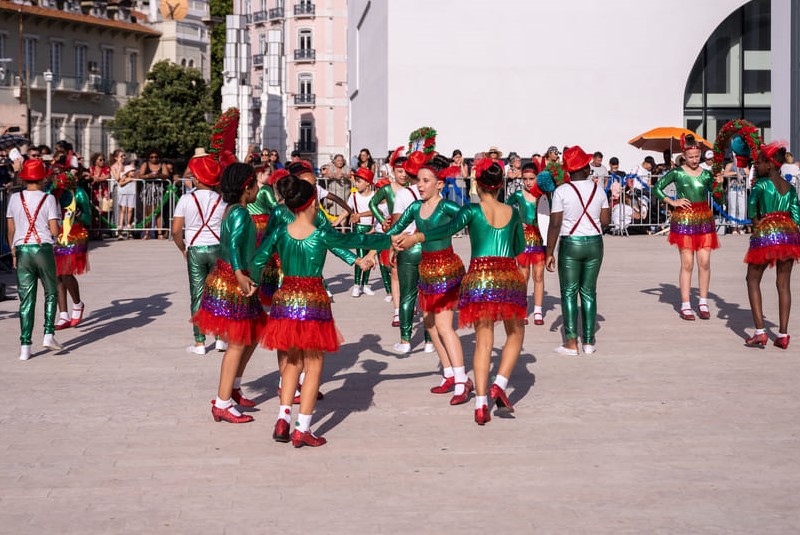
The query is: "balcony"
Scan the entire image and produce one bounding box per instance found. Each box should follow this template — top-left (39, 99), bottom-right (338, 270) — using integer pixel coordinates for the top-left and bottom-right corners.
top-left (24, 73), bottom-right (116, 95)
top-left (294, 140), bottom-right (316, 153)
top-left (252, 97), bottom-right (261, 109)
top-left (293, 93), bottom-right (315, 106)
top-left (253, 10), bottom-right (268, 23)
top-left (253, 54), bottom-right (264, 67)
top-left (294, 3), bottom-right (315, 17)
top-left (294, 48), bottom-right (316, 62)
top-left (268, 7), bottom-right (284, 20)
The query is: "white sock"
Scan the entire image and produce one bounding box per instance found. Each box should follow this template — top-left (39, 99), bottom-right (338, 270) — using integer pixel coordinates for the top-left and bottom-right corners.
top-left (443, 367), bottom-right (454, 378)
top-left (698, 297), bottom-right (708, 307)
top-left (296, 413), bottom-right (312, 433)
top-left (777, 332), bottom-right (788, 338)
top-left (681, 301), bottom-right (691, 310)
top-left (394, 308), bottom-right (399, 315)
top-left (215, 397), bottom-right (241, 416)
top-left (453, 367), bottom-right (467, 395)
top-left (475, 395), bottom-right (488, 409)
top-left (71, 301), bottom-right (84, 319)
top-left (278, 405), bottom-right (292, 423)
top-left (494, 374), bottom-right (509, 391)
top-left (533, 306), bottom-right (542, 314)
top-left (59, 312), bottom-right (69, 321)
top-left (755, 328), bottom-right (766, 335)
top-left (233, 377), bottom-right (242, 389)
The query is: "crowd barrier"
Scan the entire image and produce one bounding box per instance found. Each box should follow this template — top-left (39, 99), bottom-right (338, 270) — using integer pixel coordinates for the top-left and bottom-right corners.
top-left (87, 178), bottom-right (179, 238)
top-left (0, 187), bottom-right (11, 271)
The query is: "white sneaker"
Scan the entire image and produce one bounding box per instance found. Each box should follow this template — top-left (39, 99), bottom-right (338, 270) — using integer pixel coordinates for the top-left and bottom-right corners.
top-left (327, 290), bottom-right (333, 298)
top-left (582, 344), bottom-right (596, 354)
top-left (361, 286), bottom-right (375, 296)
top-left (42, 334), bottom-right (63, 351)
top-left (424, 342), bottom-right (435, 353)
top-left (215, 340), bottom-right (228, 352)
top-left (384, 294), bottom-right (393, 303)
top-left (554, 345), bottom-right (578, 356)
top-left (393, 342), bottom-right (411, 354)
top-left (351, 285), bottom-right (361, 298)
top-left (186, 345), bottom-right (207, 355)
top-left (19, 345), bottom-right (32, 361)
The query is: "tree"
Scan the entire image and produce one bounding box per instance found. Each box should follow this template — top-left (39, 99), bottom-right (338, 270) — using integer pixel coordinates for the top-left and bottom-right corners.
top-left (209, 0), bottom-right (233, 112)
top-left (108, 61), bottom-right (212, 158)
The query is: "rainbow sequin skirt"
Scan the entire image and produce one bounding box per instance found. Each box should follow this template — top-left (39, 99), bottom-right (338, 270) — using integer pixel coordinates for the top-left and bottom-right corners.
top-left (668, 201), bottom-right (719, 250)
top-left (457, 256), bottom-right (527, 327)
top-left (516, 223), bottom-right (545, 267)
top-left (263, 276), bottom-right (343, 352)
top-left (418, 247), bottom-right (465, 313)
top-left (54, 223), bottom-right (89, 276)
top-left (251, 213), bottom-right (270, 247)
top-left (259, 253), bottom-right (282, 308)
top-left (192, 259), bottom-right (266, 345)
top-left (744, 211), bottom-right (800, 266)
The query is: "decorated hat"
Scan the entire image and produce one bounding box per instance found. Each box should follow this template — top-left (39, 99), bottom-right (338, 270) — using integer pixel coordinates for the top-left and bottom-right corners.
top-left (389, 146), bottom-right (405, 169)
top-left (760, 141), bottom-right (787, 168)
top-left (403, 151), bottom-right (430, 176)
top-left (192, 147), bottom-right (209, 159)
top-left (218, 150), bottom-right (237, 170)
top-left (562, 146), bottom-right (593, 173)
top-left (267, 168), bottom-right (290, 186)
top-left (53, 170), bottom-right (77, 191)
top-left (375, 177), bottom-right (391, 189)
top-left (17, 158), bottom-right (51, 181)
top-left (486, 146), bottom-right (503, 158)
top-left (354, 167), bottom-right (375, 185)
top-left (188, 155), bottom-right (222, 187)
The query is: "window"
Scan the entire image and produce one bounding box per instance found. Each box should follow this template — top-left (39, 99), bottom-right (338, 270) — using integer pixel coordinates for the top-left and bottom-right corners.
top-left (181, 58), bottom-right (187, 67)
top-left (0, 34), bottom-right (6, 62)
top-left (50, 41), bottom-right (63, 82)
top-left (298, 72), bottom-right (312, 95)
top-left (74, 119), bottom-right (87, 155)
top-left (684, 0), bottom-right (771, 140)
top-left (23, 37), bottom-right (36, 79)
top-left (101, 48), bottom-right (113, 82)
top-left (188, 59), bottom-right (194, 68)
top-left (75, 45), bottom-right (87, 85)
top-left (299, 120), bottom-right (313, 149)
top-left (298, 28), bottom-right (312, 50)
top-left (51, 117), bottom-right (63, 148)
top-left (127, 52), bottom-right (138, 83)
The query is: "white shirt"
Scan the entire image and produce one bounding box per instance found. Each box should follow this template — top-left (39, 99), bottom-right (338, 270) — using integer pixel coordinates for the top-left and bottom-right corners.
top-left (6, 190), bottom-right (60, 246)
top-left (630, 165), bottom-right (651, 190)
top-left (781, 163), bottom-right (800, 187)
top-left (551, 180), bottom-right (608, 237)
top-left (316, 184), bottom-right (329, 201)
top-left (611, 203), bottom-right (632, 230)
top-left (393, 184), bottom-right (421, 233)
top-left (173, 189), bottom-right (227, 246)
top-left (347, 190), bottom-right (375, 226)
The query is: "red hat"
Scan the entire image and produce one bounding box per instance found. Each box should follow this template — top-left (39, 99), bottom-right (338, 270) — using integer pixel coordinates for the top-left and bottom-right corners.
top-left (18, 159), bottom-right (51, 181)
top-left (188, 155), bottom-right (221, 187)
top-left (218, 150), bottom-right (237, 170)
top-left (375, 178), bottom-right (391, 189)
top-left (389, 146), bottom-right (405, 168)
top-left (267, 168), bottom-right (289, 186)
top-left (403, 151), bottom-right (429, 176)
top-left (562, 146), bottom-right (593, 173)
top-left (354, 167), bottom-right (374, 185)
top-left (760, 141), bottom-right (787, 168)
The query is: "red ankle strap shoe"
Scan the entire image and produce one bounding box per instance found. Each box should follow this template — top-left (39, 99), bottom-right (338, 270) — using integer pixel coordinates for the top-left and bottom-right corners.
top-left (291, 429), bottom-right (327, 448)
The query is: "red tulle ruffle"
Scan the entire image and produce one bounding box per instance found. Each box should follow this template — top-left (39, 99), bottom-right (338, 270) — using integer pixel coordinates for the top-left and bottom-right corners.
top-left (419, 287), bottom-right (459, 314)
top-left (191, 308), bottom-right (267, 346)
top-left (668, 232), bottom-right (720, 251)
top-left (458, 302), bottom-right (526, 328)
top-left (516, 251), bottom-right (545, 267)
top-left (744, 245), bottom-right (800, 267)
top-left (262, 318), bottom-right (343, 352)
top-left (56, 254), bottom-right (89, 276)
top-left (379, 250), bottom-right (391, 267)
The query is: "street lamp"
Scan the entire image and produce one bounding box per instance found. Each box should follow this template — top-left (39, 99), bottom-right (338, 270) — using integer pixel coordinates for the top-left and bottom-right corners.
top-left (43, 69), bottom-right (53, 147)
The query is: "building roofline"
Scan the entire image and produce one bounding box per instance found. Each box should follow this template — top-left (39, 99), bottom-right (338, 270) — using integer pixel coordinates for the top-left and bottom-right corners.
top-left (0, 1), bottom-right (161, 36)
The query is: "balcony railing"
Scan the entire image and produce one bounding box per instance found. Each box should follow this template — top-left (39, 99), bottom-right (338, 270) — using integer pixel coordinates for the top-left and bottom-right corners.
top-left (252, 97), bottom-right (261, 109)
top-left (268, 7), bottom-right (284, 19)
top-left (294, 3), bottom-right (315, 16)
top-left (125, 81), bottom-right (140, 97)
top-left (253, 54), bottom-right (264, 67)
top-left (253, 10), bottom-right (268, 23)
top-left (294, 93), bottom-right (315, 106)
top-left (294, 48), bottom-right (316, 61)
top-left (294, 140), bottom-right (316, 153)
top-left (24, 73), bottom-right (116, 95)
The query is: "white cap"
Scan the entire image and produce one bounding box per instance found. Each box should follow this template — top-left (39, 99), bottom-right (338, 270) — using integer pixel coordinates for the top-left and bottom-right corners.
top-left (704, 150), bottom-right (714, 160)
top-left (121, 164), bottom-right (136, 176)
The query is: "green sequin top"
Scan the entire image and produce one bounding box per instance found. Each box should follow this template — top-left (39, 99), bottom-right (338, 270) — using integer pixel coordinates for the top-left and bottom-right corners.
top-left (247, 184), bottom-right (278, 216)
top-left (653, 167), bottom-right (716, 203)
top-left (261, 204), bottom-right (357, 265)
top-left (220, 205), bottom-right (256, 272)
top-left (505, 190), bottom-right (539, 226)
top-left (423, 203), bottom-right (526, 258)
top-left (748, 178), bottom-right (800, 225)
top-left (386, 199), bottom-right (461, 252)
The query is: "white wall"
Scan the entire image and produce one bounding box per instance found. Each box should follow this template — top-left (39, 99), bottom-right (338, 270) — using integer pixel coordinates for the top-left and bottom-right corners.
top-left (352, 0), bottom-right (751, 168)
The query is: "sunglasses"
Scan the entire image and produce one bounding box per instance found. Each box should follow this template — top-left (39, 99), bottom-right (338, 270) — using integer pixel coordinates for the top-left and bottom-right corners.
top-left (149, 156), bottom-right (159, 159)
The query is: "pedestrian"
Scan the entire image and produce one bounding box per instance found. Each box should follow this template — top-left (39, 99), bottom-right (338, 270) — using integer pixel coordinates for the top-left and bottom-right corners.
top-left (545, 146), bottom-right (610, 355)
top-left (6, 159), bottom-right (63, 360)
top-left (743, 142), bottom-right (800, 349)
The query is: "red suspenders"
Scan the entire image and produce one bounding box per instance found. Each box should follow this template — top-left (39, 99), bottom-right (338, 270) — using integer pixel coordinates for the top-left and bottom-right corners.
top-left (189, 193), bottom-right (222, 246)
top-left (21, 192), bottom-right (49, 244)
top-left (566, 182), bottom-right (601, 235)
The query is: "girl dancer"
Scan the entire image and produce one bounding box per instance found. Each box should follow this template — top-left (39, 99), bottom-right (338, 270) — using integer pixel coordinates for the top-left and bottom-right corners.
top-left (192, 163), bottom-right (266, 423)
top-left (348, 167), bottom-right (377, 297)
top-left (248, 166), bottom-right (281, 309)
top-left (52, 168), bottom-right (91, 331)
top-left (506, 162), bottom-right (546, 325)
top-left (396, 161), bottom-right (526, 425)
top-left (653, 134), bottom-right (723, 321)
top-left (172, 155), bottom-right (226, 355)
top-left (386, 154), bottom-right (469, 404)
top-left (251, 175), bottom-right (391, 447)
top-left (744, 142), bottom-right (800, 349)
top-left (7, 159), bottom-right (63, 360)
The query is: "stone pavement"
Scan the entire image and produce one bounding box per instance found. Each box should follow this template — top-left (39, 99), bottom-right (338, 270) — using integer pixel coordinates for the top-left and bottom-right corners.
top-left (0, 234), bottom-right (798, 534)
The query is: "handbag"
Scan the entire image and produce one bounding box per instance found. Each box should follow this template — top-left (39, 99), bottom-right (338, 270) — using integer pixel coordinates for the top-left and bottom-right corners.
top-left (101, 195), bottom-right (114, 212)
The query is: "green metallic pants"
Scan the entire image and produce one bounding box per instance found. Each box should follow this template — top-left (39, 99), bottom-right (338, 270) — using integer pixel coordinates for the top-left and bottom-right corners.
top-left (16, 244), bottom-right (58, 345)
top-left (187, 245), bottom-right (220, 343)
top-left (396, 242), bottom-right (429, 343)
top-left (379, 263), bottom-right (392, 294)
top-left (353, 224), bottom-right (373, 287)
top-left (558, 235), bottom-right (603, 344)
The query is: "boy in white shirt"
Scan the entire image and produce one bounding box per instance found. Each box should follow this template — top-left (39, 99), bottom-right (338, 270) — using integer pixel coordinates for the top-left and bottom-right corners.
top-left (6, 159), bottom-right (63, 360)
top-left (347, 168), bottom-right (376, 297)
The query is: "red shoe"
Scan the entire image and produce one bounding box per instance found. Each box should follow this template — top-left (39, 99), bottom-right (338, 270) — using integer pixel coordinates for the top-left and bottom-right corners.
top-left (391, 315), bottom-right (400, 327)
top-left (211, 403), bottom-right (254, 424)
top-left (273, 419), bottom-right (291, 442)
top-left (231, 388), bottom-right (257, 408)
top-left (679, 308), bottom-right (696, 321)
top-left (69, 303), bottom-right (85, 327)
top-left (523, 317), bottom-right (529, 325)
top-left (774, 336), bottom-right (790, 350)
top-left (489, 383), bottom-right (515, 412)
top-left (449, 378), bottom-right (474, 406)
top-left (533, 312), bottom-right (544, 326)
top-left (291, 429), bottom-right (327, 448)
top-left (430, 375), bottom-right (455, 394)
top-left (744, 333), bottom-right (768, 347)
top-left (697, 304), bottom-right (710, 320)
top-left (474, 405), bottom-right (491, 425)
top-left (55, 318), bottom-right (71, 331)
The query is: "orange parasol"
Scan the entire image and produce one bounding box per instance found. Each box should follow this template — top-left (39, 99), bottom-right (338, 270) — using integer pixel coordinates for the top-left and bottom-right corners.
top-left (628, 127), bottom-right (712, 154)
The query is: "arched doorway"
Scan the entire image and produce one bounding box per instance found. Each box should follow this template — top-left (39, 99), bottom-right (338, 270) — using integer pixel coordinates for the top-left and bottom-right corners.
top-left (684, 0), bottom-right (771, 141)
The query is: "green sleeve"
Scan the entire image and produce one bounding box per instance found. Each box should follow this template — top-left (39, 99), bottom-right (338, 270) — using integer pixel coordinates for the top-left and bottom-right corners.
top-left (314, 210), bottom-right (357, 264)
top-left (253, 185), bottom-right (278, 213)
top-left (789, 186), bottom-right (800, 226)
top-left (75, 188), bottom-right (92, 226)
top-left (747, 181), bottom-right (763, 220)
top-left (385, 201), bottom-right (420, 236)
top-left (422, 204), bottom-right (473, 243)
top-left (321, 227), bottom-right (392, 252)
top-left (505, 190), bottom-right (521, 208)
top-left (249, 228), bottom-right (278, 276)
top-left (511, 210), bottom-right (526, 256)
top-left (440, 199), bottom-right (462, 218)
top-left (227, 208), bottom-right (251, 272)
top-left (653, 170), bottom-right (676, 201)
top-left (369, 185), bottom-right (388, 222)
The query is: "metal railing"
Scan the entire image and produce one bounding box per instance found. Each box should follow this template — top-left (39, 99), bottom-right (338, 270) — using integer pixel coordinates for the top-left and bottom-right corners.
top-left (293, 93), bottom-right (315, 106)
top-left (294, 140), bottom-right (316, 153)
top-left (294, 48), bottom-right (316, 61)
top-left (268, 7), bottom-right (284, 19)
top-left (253, 10), bottom-right (268, 22)
top-left (87, 178), bottom-right (179, 239)
top-left (294, 3), bottom-right (315, 16)
top-left (253, 54), bottom-right (264, 67)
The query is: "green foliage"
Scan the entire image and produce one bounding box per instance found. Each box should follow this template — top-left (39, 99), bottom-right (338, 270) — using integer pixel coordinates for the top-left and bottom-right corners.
top-left (209, 0), bottom-right (233, 113)
top-left (108, 61), bottom-right (211, 158)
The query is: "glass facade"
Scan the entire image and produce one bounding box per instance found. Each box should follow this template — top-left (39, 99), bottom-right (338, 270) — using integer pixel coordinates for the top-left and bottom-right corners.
top-left (684, 0), bottom-right (771, 142)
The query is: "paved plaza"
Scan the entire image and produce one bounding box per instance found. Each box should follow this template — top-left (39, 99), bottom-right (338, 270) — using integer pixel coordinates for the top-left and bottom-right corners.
top-left (0, 234), bottom-right (799, 534)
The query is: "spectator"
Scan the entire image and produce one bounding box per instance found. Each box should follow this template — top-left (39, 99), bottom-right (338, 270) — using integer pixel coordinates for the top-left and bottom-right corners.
top-left (116, 163), bottom-right (137, 240)
top-left (266, 149), bottom-right (283, 173)
top-left (289, 150), bottom-right (302, 164)
top-left (781, 151), bottom-right (800, 188)
top-left (723, 157), bottom-right (749, 234)
top-left (88, 152), bottom-right (111, 237)
top-left (486, 146), bottom-right (503, 164)
top-left (545, 145), bottom-right (560, 164)
top-left (0, 148), bottom-right (13, 189)
top-left (505, 152), bottom-right (522, 196)
top-left (330, 153), bottom-right (350, 180)
top-left (138, 148), bottom-right (170, 239)
top-left (700, 150), bottom-right (715, 171)
top-left (611, 193), bottom-right (633, 233)
top-left (588, 151), bottom-right (609, 185)
top-left (630, 156), bottom-right (656, 192)
top-left (608, 157), bottom-right (625, 180)
top-left (356, 148), bottom-right (377, 174)
top-left (452, 149), bottom-right (468, 177)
